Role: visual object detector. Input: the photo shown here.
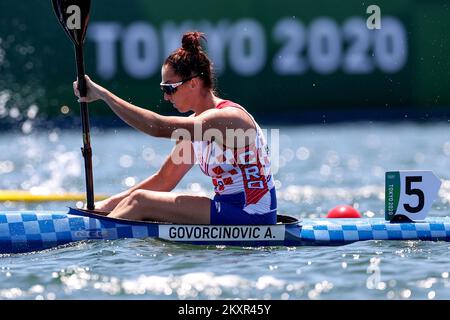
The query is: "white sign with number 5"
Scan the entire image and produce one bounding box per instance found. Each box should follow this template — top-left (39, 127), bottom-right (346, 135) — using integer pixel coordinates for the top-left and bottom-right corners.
top-left (385, 171), bottom-right (441, 221)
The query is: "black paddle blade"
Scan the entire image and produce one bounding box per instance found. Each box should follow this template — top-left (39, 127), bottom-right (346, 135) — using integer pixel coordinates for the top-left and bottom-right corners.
top-left (52, 0), bottom-right (91, 46)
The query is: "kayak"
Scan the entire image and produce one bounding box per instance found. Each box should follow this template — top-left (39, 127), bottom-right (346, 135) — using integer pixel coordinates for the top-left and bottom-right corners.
top-left (1, 208), bottom-right (450, 254)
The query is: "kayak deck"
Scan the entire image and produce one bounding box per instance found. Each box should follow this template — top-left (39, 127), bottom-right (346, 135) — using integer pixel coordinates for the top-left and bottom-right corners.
top-left (1, 208), bottom-right (450, 253)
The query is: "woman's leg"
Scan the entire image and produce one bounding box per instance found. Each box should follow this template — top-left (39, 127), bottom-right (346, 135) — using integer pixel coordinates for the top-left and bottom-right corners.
top-left (108, 189), bottom-right (211, 224)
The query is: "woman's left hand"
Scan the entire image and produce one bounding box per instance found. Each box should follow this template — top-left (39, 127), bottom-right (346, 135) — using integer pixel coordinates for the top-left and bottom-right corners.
top-left (73, 75), bottom-right (106, 103)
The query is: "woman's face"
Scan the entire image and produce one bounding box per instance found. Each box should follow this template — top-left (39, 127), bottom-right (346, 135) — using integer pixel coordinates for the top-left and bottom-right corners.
top-left (161, 65), bottom-right (196, 113)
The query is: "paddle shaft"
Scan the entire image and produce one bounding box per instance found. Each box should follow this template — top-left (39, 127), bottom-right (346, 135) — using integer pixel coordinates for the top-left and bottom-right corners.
top-left (75, 45), bottom-right (95, 210)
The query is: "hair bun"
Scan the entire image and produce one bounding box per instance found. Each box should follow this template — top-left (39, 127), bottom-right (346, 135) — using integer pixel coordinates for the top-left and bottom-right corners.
top-left (182, 31), bottom-right (206, 53)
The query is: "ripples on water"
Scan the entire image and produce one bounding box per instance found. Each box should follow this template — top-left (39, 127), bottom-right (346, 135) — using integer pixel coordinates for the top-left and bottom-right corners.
top-left (1, 122), bottom-right (450, 299)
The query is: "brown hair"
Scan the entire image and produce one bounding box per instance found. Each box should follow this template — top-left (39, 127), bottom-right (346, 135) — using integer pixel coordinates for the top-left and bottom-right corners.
top-left (164, 31), bottom-right (215, 89)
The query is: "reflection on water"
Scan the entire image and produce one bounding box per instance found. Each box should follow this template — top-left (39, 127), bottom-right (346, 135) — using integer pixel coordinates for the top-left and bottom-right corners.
top-left (1, 123), bottom-right (450, 299)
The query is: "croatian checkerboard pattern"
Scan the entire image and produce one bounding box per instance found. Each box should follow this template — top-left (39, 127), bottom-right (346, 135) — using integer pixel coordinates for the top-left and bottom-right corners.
top-left (0, 211), bottom-right (158, 253)
top-left (299, 218), bottom-right (450, 243)
top-left (1, 212), bottom-right (450, 253)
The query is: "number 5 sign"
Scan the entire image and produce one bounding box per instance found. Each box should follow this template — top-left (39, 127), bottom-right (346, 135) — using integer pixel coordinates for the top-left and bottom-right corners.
top-left (385, 171), bottom-right (441, 222)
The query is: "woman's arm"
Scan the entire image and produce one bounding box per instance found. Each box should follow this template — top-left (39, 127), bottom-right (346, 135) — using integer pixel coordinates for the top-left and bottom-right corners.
top-left (95, 141), bottom-right (195, 211)
top-left (74, 76), bottom-right (166, 137)
top-left (74, 76), bottom-right (254, 142)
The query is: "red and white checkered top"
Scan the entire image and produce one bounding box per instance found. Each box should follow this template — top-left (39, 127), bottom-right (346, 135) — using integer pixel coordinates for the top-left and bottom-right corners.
top-left (192, 100), bottom-right (274, 214)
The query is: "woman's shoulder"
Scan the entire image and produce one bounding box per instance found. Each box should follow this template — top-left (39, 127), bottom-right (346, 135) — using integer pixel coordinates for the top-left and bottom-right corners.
top-left (215, 100), bottom-right (255, 122)
top-left (215, 99), bottom-right (243, 110)
top-left (194, 99), bottom-right (255, 128)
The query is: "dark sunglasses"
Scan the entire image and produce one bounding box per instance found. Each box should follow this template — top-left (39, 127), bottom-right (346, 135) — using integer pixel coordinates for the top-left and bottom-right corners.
top-left (160, 74), bottom-right (200, 95)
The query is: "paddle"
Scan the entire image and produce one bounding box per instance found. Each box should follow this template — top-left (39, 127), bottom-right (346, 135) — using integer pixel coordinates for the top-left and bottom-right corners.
top-left (51, 0), bottom-right (95, 210)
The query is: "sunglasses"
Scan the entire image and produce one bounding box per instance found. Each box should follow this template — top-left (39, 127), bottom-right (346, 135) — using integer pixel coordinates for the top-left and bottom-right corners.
top-left (160, 74), bottom-right (200, 95)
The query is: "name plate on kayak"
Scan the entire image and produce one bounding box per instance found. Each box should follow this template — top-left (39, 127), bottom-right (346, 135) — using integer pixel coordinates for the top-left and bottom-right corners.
top-left (159, 225), bottom-right (286, 242)
top-left (385, 170), bottom-right (441, 222)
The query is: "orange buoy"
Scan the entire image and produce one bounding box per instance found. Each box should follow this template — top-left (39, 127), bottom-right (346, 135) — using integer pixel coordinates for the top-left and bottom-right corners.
top-left (327, 205), bottom-right (361, 218)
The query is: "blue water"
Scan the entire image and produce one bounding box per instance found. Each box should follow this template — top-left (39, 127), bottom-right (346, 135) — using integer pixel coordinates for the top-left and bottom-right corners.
top-left (1, 122), bottom-right (450, 300)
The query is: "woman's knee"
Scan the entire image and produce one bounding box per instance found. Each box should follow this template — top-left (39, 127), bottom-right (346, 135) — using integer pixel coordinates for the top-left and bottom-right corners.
top-left (121, 189), bottom-right (145, 209)
top-left (127, 189), bottom-right (161, 210)
top-left (112, 190), bottom-right (152, 220)
top-left (129, 189), bottom-right (153, 201)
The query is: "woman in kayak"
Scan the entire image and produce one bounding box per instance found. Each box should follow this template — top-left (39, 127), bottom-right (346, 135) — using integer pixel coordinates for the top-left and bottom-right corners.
top-left (73, 31), bottom-right (277, 225)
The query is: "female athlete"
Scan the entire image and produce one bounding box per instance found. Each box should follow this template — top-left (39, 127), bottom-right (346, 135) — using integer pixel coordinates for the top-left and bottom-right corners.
top-left (73, 31), bottom-right (277, 225)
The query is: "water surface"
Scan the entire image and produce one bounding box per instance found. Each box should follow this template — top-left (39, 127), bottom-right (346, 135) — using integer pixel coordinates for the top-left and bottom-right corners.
top-left (1, 122), bottom-right (450, 300)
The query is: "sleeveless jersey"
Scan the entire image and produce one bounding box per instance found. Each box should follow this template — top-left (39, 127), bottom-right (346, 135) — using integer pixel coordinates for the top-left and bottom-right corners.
top-left (192, 100), bottom-right (275, 214)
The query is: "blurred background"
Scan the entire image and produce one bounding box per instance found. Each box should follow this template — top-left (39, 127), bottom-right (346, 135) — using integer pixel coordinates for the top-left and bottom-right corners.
top-left (1, 0), bottom-right (449, 128)
top-left (2, 1), bottom-right (450, 301)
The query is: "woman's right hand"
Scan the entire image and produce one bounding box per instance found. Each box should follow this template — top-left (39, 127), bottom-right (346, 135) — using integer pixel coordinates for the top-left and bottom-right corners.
top-left (73, 75), bottom-right (106, 103)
